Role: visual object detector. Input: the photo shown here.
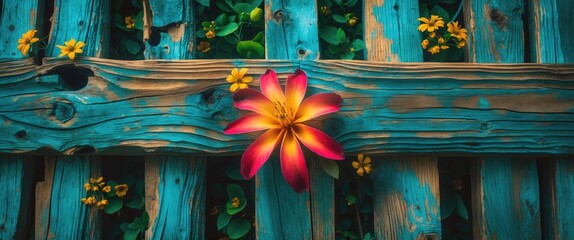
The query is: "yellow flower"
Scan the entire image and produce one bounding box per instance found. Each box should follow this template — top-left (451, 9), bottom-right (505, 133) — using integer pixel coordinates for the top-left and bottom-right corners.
top-left (56, 39), bottom-right (85, 60)
top-left (92, 186), bottom-right (99, 191)
top-left (102, 185), bottom-right (111, 193)
top-left (226, 68), bottom-right (253, 92)
top-left (457, 41), bottom-right (466, 49)
top-left (352, 154), bottom-right (372, 177)
top-left (438, 37), bottom-right (445, 44)
top-left (429, 32), bottom-right (436, 39)
top-left (197, 41), bottom-right (211, 53)
top-left (80, 198), bottom-right (88, 204)
top-left (348, 16), bottom-right (358, 26)
top-left (206, 30), bottom-right (216, 39)
top-left (115, 184), bottom-right (128, 197)
top-left (421, 39), bottom-right (429, 49)
top-left (17, 30), bottom-right (39, 56)
top-left (417, 15), bottom-right (444, 32)
top-left (124, 16), bottom-right (135, 29)
top-left (428, 45), bottom-right (441, 54)
top-left (231, 197), bottom-right (241, 208)
top-left (440, 45), bottom-right (449, 50)
top-left (96, 200), bottom-right (108, 209)
top-left (84, 183), bottom-right (91, 191)
top-left (447, 21), bottom-right (468, 41)
top-left (320, 6), bottom-right (329, 15)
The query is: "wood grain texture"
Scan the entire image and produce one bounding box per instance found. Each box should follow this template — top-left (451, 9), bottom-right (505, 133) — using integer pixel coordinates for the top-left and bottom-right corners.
top-left (45, 0), bottom-right (109, 58)
top-left (539, 158), bottom-right (574, 240)
top-left (0, 156), bottom-right (35, 239)
top-left (35, 157), bottom-right (55, 240)
top-left (1, 58), bottom-right (573, 155)
top-left (364, 0), bottom-right (422, 62)
top-left (463, 0), bottom-right (525, 63)
top-left (144, 156), bottom-right (206, 240)
top-left (471, 158), bottom-right (541, 239)
top-left (310, 158), bottom-right (335, 240)
top-left (372, 157), bottom-right (441, 239)
top-left (144, 0), bottom-right (195, 59)
top-left (529, 0), bottom-right (574, 64)
top-left (0, 0), bottom-right (42, 59)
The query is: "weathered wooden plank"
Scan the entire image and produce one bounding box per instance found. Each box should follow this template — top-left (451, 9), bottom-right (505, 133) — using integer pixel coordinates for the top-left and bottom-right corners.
top-left (144, 156), bottom-right (206, 239)
top-left (0, 156), bottom-right (35, 239)
top-left (1, 59), bottom-right (573, 155)
top-left (45, 0), bottom-right (109, 58)
top-left (144, 0), bottom-right (195, 59)
top-left (372, 157), bottom-right (441, 239)
top-left (310, 158), bottom-right (335, 240)
top-left (529, 0), bottom-right (574, 63)
top-left (364, 0), bottom-right (422, 62)
top-left (463, 0), bottom-right (525, 62)
top-left (539, 158), bottom-right (574, 240)
top-left (471, 158), bottom-right (541, 239)
top-left (0, 0), bottom-right (42, 59)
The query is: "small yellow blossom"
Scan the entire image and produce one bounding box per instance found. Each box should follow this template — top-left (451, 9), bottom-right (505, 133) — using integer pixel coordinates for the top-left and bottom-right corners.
top-left (429, 32), bottom-right (436, 39)
top-left (92, 186), bottom-right (99, 191)
top-left (428, 45), bottom-right (441, 54)
top-left (320, 6), bottom-right (329, 15)
top-left (348, 16), bottom-right (358, 26)
top-left (447, 21), bottom-right (468, 41)
top-left (440, 45), bottom-right (449, 50)
top-left (421, 39), bottom-right (429, 49)
top-left (197, 41), bottom-right (211, 53)
top-left (231, 197), bottom-right (241, 208)
top-left (124, 16), bottom-right (135, 29)
top-left (417, 15), bottom-right (444, 32)
top-left (17, 30), bottom-right (39, 56)
top-left (226, 68), bottom-right (252, 92)
top-left (102, 185), bottom-right (112, 193)
top-left (96, 199), bottom-right (108, 209)
top-left (115, 184), bottom-right (128, 197)
top-left (438, 37), bottom-right (445, 44)
top-left (84, 183), bottom-right (91, 191)
top-left (206, 30), bottom-right (216, 39)
top-left (352, 154), bottom-right (372, 177)
top-left (56, 39), bottom-right (85, 60)
top-left (457, 41), bottom-right (466, 49)
top-left (81, 198), bottom-right (88, 204)
top-left (453, 178), bottom-right (463, 191)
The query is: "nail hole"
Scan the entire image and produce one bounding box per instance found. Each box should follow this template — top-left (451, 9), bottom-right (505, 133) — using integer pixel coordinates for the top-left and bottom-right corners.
top-left (15, 130), bottom-right (27, 139)
top-left (201, 88), bottom-right (216, 104)
top-left (47, 64), bottom-right (93, 91)
top-left (9, 24), bottom-right (15, 31)
top-left (393, 4), bottom-right (399, 11)
top-left (297, 48), bottom-right (306, 55)
top-left (175, 178), bottom-right (180, 184)
top-left (79, 21), bottom-right (84, 26)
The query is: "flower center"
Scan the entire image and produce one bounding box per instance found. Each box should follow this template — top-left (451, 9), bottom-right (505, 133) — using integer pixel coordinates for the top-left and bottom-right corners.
top-left (273, 101), bottom-right (293, 127)
top-left (68, 46), bottom-right (76, 51)
top-left (231, 197), bottom-right (241, 208)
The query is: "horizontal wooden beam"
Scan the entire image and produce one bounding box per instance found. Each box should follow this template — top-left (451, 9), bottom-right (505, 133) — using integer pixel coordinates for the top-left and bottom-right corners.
top-left (1, 58), bottom-right (573, 155)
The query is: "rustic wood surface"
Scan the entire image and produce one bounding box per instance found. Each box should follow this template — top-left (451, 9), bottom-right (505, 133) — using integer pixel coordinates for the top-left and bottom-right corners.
top-left (0, 0), bottom-right (42, 59)
top-left (309, 158), bottom-right (335, 240)
top-left (0, 156), bottom-right (35, 240)
top-left (144, 0), bottom-right (195, 59)
top-left (539, 158), bottom-right (574, 240)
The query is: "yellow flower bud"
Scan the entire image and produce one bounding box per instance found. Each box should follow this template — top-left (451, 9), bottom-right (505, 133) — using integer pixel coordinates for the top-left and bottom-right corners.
top-left (250, 7), bottom-right (263, 22)
top-left (206, 31), bottom-right (216, 39)
top-left (421, 39), bottom-right (429, 49)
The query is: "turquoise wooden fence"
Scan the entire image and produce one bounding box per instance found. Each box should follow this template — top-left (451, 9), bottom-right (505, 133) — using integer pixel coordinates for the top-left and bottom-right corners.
top-left (1, 0), bottom-right (573, 239)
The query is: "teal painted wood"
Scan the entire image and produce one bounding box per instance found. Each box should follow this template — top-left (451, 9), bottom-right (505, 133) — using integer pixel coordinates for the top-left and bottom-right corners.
top-left (1, 59), bottom-right (573, 155)
top-left (371, 158), bottom-right (441, 239)
top-left (471, 158), bottom-right (541, 239)
top-left (264, 0), bottom-right (319, 59)
top-left (529, 0), bottom-right (574, 63)
top-left (144, 0), bottom-right (195, 59)
top-left (0, 156), bottom-right (35, 239)
top-left (255, 159), bottom-right (311, 239)
top-left (0, 0), bottom-right (41, 59)
top-left (145, 156), bottom-right (206, 239)
top-left (540, 158), bottom-right (574, 240)
top-left (310, 158), bottom-right (335, 239)
top-left (364, 0), bottom-right (422, 62)
top-left (45, 0), bottom-right (109, 58)
top-left (463, 0), bottom-right (525, 63)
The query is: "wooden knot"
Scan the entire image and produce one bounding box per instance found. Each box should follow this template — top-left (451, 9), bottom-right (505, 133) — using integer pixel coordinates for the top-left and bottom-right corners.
top-left (417, 232), bottom-right (440, 240)
top-left (53, 101), bottom-right (75, 123)
top-left (274, 10), bottom-right (284, 21)
top-left (489, 8), bottom-right (509, 28)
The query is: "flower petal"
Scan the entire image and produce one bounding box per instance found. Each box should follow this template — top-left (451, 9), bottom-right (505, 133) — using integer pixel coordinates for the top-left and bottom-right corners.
top-left (242, 76), bottom-right (253, 83)
top-left (230, 83), bottom-right (239, 92)
top-left (227, 74), bottom-right (237, 83)
top-left (239, 68), bottom-right (248, 78)
top-left (224, 114), bottom-right (280, 134)
top-left (285, 69), bottom-right (307, 114)
top-left (241, 128), bottom-right (284, 179)
top-left (294, 93), bottom-right (342, 123)
top-left (233, 88), bottom-right (275, 117)
top-left (293, 124), bottom-right (344, 160)
top-left (68, 51), bottom-right (76, 60)
top-left (23, 44), bottom-right (30, 55)
top-left (352, 161), bottom-right (359, 168)
top-left (75, 41), bottom-right (85, 49)
top-left (260, 69), bottom-right (285, 103)
top-left (231, 68), bottom-right (239, 78)
top-left (67, 39), bottom-right (77, 47)
top-left (280, 131), bottom-right (309, 192)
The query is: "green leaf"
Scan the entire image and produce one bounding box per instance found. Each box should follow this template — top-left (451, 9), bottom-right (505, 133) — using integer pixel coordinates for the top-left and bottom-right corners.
top-left (226, 163), bottom-right (244, 180)
top-left (126, 198), bottom-right (144, 209)
top-left (430, 5), bottom-right (450, 23)
top-left (227, 217), bottom-right (251, 239)
top-left (120, 222), bottom-right (129, 232)
top-left (217, 212), bottom-right (232, 230)
top-left (233, 3), bottom-right (256, 14)
top-left (236, 41), bottom-right (264, 58)
top-left (456, 193), bottom-right (469, 220)
top-left (216, 23), bottom-right (239, 36)
top-left (134, 11), bottom-right (144, 30)
top-left (125, 38), bottom-right (141, 55)
top-left (104, 197), bottom-right (123, 214)
top-left (319, 26), bottom-right (341, 45)
top-left (419, 3), bottom-right (430, 18)
top-left (344, 0), bottom-right (358, 7)
top-left (332, 14), bottom-right (348, 23)
top-left (128, 222), bottom-right (141, 230)
top-left (227, 183), bottom-right (245, 198)
top-left (215, 14), bottom-right (228, 26)
top-left (253, 31), bottom-right (264, 45)
top-left (440, 188), bottom-right (456, 219)
top-left (340, 51), bottom-right (355, 60)
top-left (197, 0), bottom-right (210, 7)
top-left (141, 211), bottom-right (150, 229)
top-left (336, 28), bottom-right (346, 43)
top-left (363, 232), bottom-right (374, 240)
top-left (216, 0), bottom-right (233, 12)
top-left (345, 195), bottom-right (356, 205)
top-left (123, 228), bottom-right (140, 240)
top-left (319, 157), bottom-right (339, 179)
top-left (226, 196), bottom-right (247, 215)
top-left (351, 39), bottom-right (364, 52)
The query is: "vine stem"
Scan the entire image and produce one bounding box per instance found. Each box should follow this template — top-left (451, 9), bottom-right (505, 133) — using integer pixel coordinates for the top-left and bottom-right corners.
top-left (451, 1), bottom-right (463, 23)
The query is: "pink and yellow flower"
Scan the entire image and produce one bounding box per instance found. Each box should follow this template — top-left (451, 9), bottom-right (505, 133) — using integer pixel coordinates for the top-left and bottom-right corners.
top-left (224, 69), bottom-right (344, 192)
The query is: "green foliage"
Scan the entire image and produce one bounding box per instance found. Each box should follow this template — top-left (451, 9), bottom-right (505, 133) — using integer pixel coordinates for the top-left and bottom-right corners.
top-left (196, 0), bottom-right (265, 59)
top-left (110, 0), bottom-right (144, 60)
top-left (320, 157), bottom-right (340, 179)
top-left (418, 0), bottom-right (466, 62)
top-left (438, 158), bottom-right (472, 240)
top-left (317, 0), bottom-right (363, 59)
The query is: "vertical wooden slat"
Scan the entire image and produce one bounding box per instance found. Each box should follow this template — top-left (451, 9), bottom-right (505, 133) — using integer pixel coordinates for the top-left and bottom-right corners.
top-left (310, 159), bottom-right (335, 239)
top-left (465, 1), bottom-right (541, 239)
top-left (142, 1), bottom-right (205, 239)
top-left (145, 156), bottom-right (206, 239)
top-left (0, 156), bottom-right (35, 239)
top-left (256, 0), bottom-right (320, 239)
top-left (365, 1), bottom-right (441, 239)
top-left (0, 0), bottom-right (41, 59)
top-left (529, 1), bottom-right (574, 239)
